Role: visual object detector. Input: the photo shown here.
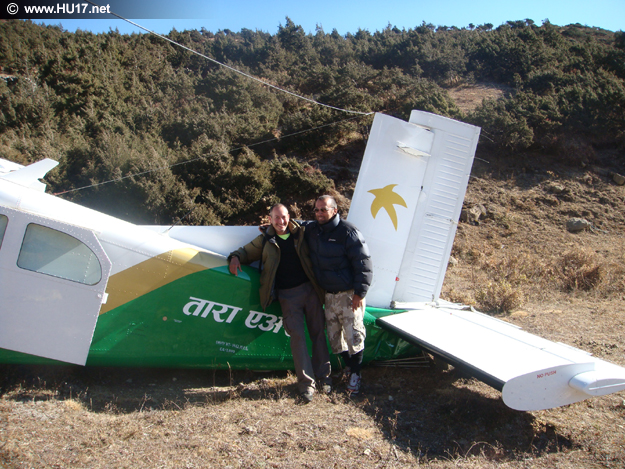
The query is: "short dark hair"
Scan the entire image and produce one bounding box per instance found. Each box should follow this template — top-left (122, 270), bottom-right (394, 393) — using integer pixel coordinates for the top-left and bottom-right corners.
top-left (316, 195), bottom-right (337, 209)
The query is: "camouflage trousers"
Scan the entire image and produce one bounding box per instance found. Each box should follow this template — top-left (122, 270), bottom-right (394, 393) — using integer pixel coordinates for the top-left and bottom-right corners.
top-left (324, 290), bottom-right (366, 355)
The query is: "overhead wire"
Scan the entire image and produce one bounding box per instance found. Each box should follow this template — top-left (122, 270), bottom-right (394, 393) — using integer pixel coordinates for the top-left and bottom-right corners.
top-left (53, 1), bottom-right (377, 195)
top-left (85, 0), bottom-right (373, 116)
top-left (54, 114), bottom-right (371, 195)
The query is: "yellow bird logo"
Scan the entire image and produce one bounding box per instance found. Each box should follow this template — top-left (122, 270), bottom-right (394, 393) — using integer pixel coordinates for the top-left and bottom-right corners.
top-left (368, 184), bottom-right (407, 230)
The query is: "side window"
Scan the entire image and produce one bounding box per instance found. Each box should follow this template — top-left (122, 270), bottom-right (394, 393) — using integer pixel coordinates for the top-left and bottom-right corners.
top-left (0, 214), bottom-right (7, 249)
top-left (17, 223), bottom-right (102, 285)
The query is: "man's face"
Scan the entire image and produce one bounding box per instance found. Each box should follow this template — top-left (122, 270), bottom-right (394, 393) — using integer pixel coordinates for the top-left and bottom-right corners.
top-left (270, 206), bottom-right (290, 235)
top-left (314, 199), bottom-right (338, 225)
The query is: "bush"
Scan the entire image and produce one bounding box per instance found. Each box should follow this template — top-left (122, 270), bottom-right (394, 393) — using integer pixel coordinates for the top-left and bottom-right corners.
top-left (475, 280), bottom-right (525, 313)
top-left (557, 248), bottom-right (605, 291)
top-left (269, 156), bottom-right (334, 202)
top-left (2, 19), bottom-right (624, 225)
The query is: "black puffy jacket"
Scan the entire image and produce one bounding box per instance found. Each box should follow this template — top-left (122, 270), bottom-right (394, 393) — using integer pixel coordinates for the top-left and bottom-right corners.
top-left (303, 215), bottom-right (373, 298)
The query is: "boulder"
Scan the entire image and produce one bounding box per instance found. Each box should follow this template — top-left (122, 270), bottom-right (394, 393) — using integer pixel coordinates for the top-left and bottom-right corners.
top-left (566, 217), bottom-right (591, 233)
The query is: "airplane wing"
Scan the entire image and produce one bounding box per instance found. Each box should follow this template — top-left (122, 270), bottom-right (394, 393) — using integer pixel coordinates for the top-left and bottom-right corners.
top-left (378, 301), bottom-right (625, 411)
top-left (0, 158), bottom-right (24, 175)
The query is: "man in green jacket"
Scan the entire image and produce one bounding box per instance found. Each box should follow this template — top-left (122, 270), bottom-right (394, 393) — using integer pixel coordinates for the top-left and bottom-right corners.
top-left (227, 204), bottom-right (331, 403)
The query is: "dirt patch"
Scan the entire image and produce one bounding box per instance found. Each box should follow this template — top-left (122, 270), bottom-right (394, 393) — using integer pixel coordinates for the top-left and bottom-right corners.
top-left (447, 82), bottom-right (513, 114)
top-left (2, 358), bottom-right (624, 468)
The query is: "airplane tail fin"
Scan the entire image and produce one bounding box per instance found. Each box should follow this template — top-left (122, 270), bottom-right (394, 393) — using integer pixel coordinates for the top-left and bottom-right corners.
top-left (347, 111), bottom-right (480, 308)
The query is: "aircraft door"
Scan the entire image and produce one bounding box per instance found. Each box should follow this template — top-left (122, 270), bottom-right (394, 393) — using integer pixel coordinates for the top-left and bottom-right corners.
top-left (0, 205), bottom-right (111, 365)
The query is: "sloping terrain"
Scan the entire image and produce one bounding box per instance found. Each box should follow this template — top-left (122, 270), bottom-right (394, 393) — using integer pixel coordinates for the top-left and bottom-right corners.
top-left (1, 84), bottom-right (624, 468)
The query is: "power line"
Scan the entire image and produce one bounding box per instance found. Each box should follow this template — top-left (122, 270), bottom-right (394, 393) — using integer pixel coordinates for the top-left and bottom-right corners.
top-left (53, 113), bottom-right (372, 195)
top-left (50, 2), bottom-right (379, 195)
top-left (85, 1), bottom-right (374, 116)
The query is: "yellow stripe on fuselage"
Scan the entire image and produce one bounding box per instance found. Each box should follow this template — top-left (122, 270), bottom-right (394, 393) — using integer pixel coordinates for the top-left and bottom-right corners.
top-left (100, 248), bottom-right (226, 314)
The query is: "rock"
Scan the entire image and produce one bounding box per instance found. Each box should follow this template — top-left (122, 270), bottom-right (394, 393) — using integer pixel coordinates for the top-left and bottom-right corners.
top-left (448, 256), bottom-right (459, 267)
top-left (566, 217), bottom-right (591, 233)
top-left (545, 182), bottom-right (565, 194)
top-left (590, 165), bottom-right (609, 177)
top-left (461, 205), bottom-right (485, 224)
top-left (476, 204), bottom-right (487, 217)
top-left (613, 172), bottom-right (625, 186)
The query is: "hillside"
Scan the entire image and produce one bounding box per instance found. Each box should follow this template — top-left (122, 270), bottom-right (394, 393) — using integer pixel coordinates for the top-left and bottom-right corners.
top-left (1, 20), bottom-right (624, 226)
top-left (1, 20), bottom-right (625, 468)
top-left (2, 82), bottom-right (625, 469)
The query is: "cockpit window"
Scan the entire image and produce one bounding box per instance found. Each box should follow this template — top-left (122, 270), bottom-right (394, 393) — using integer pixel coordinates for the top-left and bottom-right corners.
top-left (0, 214), bottom-right (7, 249)
top-left (18, 223), bottom-right (102, 285)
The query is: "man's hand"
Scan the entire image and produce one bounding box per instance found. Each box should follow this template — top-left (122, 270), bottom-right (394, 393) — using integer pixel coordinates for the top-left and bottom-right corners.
top-left (352, 293), bottom-right (364, 312)
top-left (229, 257), bottom-right (242, 276)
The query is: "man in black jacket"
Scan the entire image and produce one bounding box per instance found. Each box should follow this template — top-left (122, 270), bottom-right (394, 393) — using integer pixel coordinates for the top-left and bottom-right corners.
top-left (304, 195), bottom-right (373, 394)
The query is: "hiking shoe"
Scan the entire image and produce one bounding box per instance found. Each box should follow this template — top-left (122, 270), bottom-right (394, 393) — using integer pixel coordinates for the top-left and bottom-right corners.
top-left (300, 390), bottom-right (313, 403)
top-left (320, 382), bottom-right (332, 394)
top-left (346, 373), bottom-right (361, 394)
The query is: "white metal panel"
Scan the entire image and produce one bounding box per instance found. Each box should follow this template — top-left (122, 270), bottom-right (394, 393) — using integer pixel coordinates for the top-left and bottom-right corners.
top-left (0, 158), bottom-right (24, 175)
top-left (0, 205), bottom-right (111, 365)
top-left (346, 112), bottom-right (479, 307)
top-left (0, 158), bottom-right (58, 191)
top-left (380, 305), bottom-right (579, 382)
top-left (1, 179), bottom-right (197, 276)
top-left (501, 362), bottom-right (625, 411)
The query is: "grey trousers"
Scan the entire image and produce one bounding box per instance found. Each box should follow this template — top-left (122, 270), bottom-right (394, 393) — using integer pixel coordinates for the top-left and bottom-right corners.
top-left (278, 281), bottom-right (331, 394)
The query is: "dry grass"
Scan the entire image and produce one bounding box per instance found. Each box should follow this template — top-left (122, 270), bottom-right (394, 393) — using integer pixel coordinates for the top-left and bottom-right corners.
top-left (2, 84), bottom-right (625, 468)
top-left (446, 82), bottom-right (512, 114)
top-left (447, 243), bottom-right (618, 313)
top-left (3, 361), bottom-right (625, 468)
top-left (557, 248), bottom-right (606, 291)
top-left (474, 279), bottom-right (525, 313)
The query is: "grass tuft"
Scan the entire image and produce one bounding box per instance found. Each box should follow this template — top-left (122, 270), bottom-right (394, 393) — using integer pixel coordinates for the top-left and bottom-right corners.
top-left (557, 248), bottom-right (605, 291)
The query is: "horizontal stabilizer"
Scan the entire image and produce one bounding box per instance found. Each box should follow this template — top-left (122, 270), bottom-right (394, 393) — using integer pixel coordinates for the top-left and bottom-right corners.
top-left (143, 225), bottom-right (261, 257)
top-left (0, 158), bottom-right (24, 175)
top-left (377, 301), bottom-right (625, 410)
top-left (0, 158), bottom-right (58, 191)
